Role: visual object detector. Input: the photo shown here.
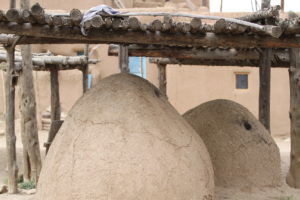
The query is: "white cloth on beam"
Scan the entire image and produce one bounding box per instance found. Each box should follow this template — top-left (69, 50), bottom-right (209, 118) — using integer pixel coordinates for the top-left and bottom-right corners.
top-left (80, 5), bottom-right (120, 36)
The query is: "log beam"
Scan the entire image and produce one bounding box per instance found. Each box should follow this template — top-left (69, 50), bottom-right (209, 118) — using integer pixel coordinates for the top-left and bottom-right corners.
top-left (148, 56), bottom-right (289, 67)
top-left (50, 67), bottom-right (60, 122)
top-left (4, 43), bottom-right (18, 194)
top-left (108, 44), bottom-right (290, 67)
top-left (258, 48), bottom-right (272, 130)
top-left (287, 48), bottom-right (300, 188)
top-left (237, 5), bottom-right (280, 22)
top-left (82, 44), bottom-right (89, 93)
top-left (157, 63), bottom-right (167, 95)
top-left (0, 23), bottom-right (299, 48)
top-left (44, 120), bottom-right (63, 154)
top-left (119, 45), bottom-right (129, 73)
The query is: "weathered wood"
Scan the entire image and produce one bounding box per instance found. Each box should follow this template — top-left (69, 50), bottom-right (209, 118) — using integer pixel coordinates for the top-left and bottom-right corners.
top-left (21, 9), bottom-right (36, 24)
top-left (69, 9), bottom-right (82, 26)
top-left (19, 0), bottom-right (42, 183)
top-left (0, 23), bottom-right (295, 48)
top-left (149, 56), bottom-right (288, 67)
top-left (44, 120), bottom-right (63, 154)
top-left (6, 9), bottom-right (23, 23)
top-left (19, 44), bottom-right (42, 183)
top-left (108, 44), bottom-right (290, 67)
top-left (190, 18), bottom-right (202, 33)
top-left (214, 19), bottom-right (247, 34)
top-left (0, 53), bottom-right (98, 66)
top-left (0, 10), bottom-right (7, 22)
top-left (112, 18), bottom-right (122, 30)
top-left (128, 17), bottom-right (140, 30)
top-left (82, 44), bottom-right (89, 93)
top-left (50, 67), bottom-right (61, 122)
top-left (149, 19), bottom-right (162, 32)
top-left (119, 45), bottom-right (129, 73)
top-left (104, 17), bottom-right (112, 28)
top-left (258, 0), bottom-right (272, 131)
top-left (237, 5), bottom-right (280, 22)
top-left (258, 48), bottom-right (271, 130)
top-left (287, 48), bottom-right (300, 188)
top-left (157, 63), bottom-right (166, 95)
top-left (91, 15), bottom-right (104, 28)
top-left (4, 43), bottom-right (18, 194)
top-left (116, 12), bottom-right (273, 32)
top-left (10, 0), bottom-right (16, 9)
top-left (30, 3), bottom-right (46, 24)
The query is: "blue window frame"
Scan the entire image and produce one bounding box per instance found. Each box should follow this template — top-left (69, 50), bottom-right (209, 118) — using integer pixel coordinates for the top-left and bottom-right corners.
top-left (235, 73), bottom-right (248, 89)
top-left (129, 57), bottom-right (147, 78)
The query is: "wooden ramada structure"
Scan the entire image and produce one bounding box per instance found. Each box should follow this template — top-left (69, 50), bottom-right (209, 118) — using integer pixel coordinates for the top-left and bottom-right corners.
top-left (1, 1), bottom-right (300, 193)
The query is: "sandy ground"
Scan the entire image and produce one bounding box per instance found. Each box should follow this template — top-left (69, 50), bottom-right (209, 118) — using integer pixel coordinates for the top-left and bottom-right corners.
top-left (0, 120), bottom-right (299, 200)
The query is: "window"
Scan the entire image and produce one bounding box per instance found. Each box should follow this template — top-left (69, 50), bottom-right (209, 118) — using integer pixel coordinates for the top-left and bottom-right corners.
top-left (76, 51), bottom-right (84, 56)
top-left (129, 57), bottom-right (147, 78)
top-left (235, 73), bottom-right (248, 89)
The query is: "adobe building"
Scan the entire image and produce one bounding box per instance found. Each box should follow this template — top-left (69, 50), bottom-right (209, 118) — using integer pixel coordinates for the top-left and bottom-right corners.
top-left (0, 0), bottom-right (290, 136)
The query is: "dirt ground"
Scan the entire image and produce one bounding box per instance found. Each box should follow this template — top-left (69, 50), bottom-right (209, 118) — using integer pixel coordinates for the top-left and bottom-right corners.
top-left (0, 120), bottom-right (299, 200)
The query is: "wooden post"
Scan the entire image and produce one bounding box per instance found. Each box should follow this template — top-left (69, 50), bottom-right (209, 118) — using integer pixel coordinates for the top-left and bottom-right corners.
top-left (259, 0), bottom-right (272, 131)
top-left (119, 45), bottom-right (129, 73)
top-left (82, 44), bottom-right (89, 93)
top-left (44, 120), bottom-right (63, 154)
top-left (19, 0), bottom-right (42, 183)
top-left (287, 48), bottom-right (300, 188)
top-left (50, 67), bottom-right (60, 122)
top-left (4, 44), bottom-right (18, 194)
top-left (9, 0), bottom-right (16, 9)
top-left (258, 48), bottom-right (271, 130)
top-left (157, 63), bottom-right (167, 96)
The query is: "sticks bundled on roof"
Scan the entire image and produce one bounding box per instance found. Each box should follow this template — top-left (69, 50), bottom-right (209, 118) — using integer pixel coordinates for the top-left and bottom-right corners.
top-left (0, 3), bottom-right (285, 37)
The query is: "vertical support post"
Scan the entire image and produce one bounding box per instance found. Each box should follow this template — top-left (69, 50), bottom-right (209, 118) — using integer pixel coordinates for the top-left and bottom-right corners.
top-left (50, 67), bottom-right (60, 122)
top-left (258, 0), bottom-right (272, 131)
top-left (119, 45), bottom-right (129, 73)
top-left (44, 69), bottom-right (61, 154)
top-left (287, 48), bottom-right (300, 188)
top-left (82, 44), bottom-right (89, 94)
top-left (9, 0), bottom-right (16, 9)
top-left (4, 44), bottom-right (18, 194)
top-left (19, 0), bottom-right (42, 183)
top-left (157, 63), bottom-right (167, 96)
top-left (258, 49), bottom-right (271, 131)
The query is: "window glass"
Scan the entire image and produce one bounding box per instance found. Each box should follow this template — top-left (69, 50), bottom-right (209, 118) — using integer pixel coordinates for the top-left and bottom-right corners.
top-left (236, 74), bottom-right (248, 89)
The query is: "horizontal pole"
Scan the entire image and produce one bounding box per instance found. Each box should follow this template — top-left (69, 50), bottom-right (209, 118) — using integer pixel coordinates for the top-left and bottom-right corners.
top-left (110, 44), bottom-right (289, 67)
top-left (149, 57), bottom-right (289, 67)
top-left (0, 22), bottom-right (299, 48)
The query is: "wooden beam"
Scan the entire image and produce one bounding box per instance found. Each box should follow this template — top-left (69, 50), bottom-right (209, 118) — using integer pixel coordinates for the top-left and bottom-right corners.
top-left (237, 5), bottom-right (280, 22)
top-left (119, 45), bottom-right (129, 73)
top-left (0, 23), bottom-right (299, 48)
top-left (50, 67), bottom-right (60, 122)
top-left (157, 63), bottom-right (167, 95)
top-left (0, 53), bottom-right (99, 69)
top-left (287, 48), bottom-right (300, 188)
top-left (258, 48), bottom-right (271, 130)
top-left (82, 44), bottom-right (89, 93)
top-left (44, 120), bottom-right (63, 154)
top-left (149, 56), bottom-right (289, 67)
top-left (19, 0), bottom-right (42, 184)
top-left (4, 44), bottom-right (18, 194)
top-left (109, 45), bottom-right (258, 60)
top-left (108, 44), bottom-right (290, 67)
